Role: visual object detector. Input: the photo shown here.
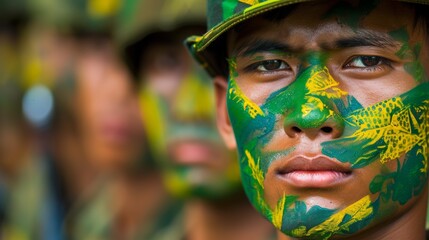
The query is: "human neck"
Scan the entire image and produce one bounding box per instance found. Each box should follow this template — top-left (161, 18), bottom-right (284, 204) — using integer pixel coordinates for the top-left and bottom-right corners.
top-left (277, 188), bottom-right (428, 240)
top-left (185, 192), bottom-right (274, 240)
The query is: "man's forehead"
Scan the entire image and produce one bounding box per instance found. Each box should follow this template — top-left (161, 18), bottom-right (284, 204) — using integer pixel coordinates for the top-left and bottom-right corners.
top-left (228, 0), bottom-right (416, 56)
top-left (231, 28), bottom-right (401, 57)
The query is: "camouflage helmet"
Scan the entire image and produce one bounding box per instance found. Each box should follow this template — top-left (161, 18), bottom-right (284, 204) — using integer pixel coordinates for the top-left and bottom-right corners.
top-left (185, 0), bottom-right (429, 77)
top-left (69, 0), bottom-right (122, 34)
top-left (27, 0), bottom-right (121, 34)
top-left (116, 0), bottom-right (206, 51)
top-left (116, 0), bottom-right (207, 78)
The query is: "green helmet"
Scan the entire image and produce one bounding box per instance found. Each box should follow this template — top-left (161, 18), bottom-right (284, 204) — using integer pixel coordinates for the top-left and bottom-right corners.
top-left (27, 0), bottom-right (121, 34)
top-left (27, 0), bottom-right (74, 30)
top-left (115, 0), bottom-right (207, 77)
top-left (186, 0), bottom-right (429, 77)
top-left (116, 0), bottom-right (206, 50)
top-left (70, 0), bottom-right (122, 34)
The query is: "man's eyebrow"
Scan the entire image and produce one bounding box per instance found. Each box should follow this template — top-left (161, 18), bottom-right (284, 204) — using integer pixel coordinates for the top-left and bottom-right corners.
top-left (328, 31), bottom-right (398, 49)
top-left (231, 39), bottom-right (294, 58)
top-left (231, 31), bottom-right (399, 57)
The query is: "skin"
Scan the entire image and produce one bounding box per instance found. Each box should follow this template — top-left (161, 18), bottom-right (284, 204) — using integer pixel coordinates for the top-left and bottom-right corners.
top-left (75, 38), bottom-right (146, 173)
top-left (69, 37), bottom-right (168, 239)
top-left (214, 1), bottom-right (429, 239)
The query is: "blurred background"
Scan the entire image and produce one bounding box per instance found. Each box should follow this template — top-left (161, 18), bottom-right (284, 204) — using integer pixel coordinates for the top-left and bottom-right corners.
top-left (0, 0), bottom-right (275, 239)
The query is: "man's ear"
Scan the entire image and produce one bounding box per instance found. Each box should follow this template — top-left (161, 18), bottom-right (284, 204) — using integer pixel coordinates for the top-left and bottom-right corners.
top-left (214, 76), bottom-right (237, 150)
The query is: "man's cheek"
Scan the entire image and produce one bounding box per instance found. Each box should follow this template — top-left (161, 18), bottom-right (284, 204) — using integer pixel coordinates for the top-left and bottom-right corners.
top-left (322, 82), bottom-right (429, 171)
top-left (226, 78), bottom-right (273, 150)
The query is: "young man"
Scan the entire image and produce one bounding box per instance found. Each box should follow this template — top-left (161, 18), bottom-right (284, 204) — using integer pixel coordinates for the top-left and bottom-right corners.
top-left (187, 0), bottom-right (429, 239)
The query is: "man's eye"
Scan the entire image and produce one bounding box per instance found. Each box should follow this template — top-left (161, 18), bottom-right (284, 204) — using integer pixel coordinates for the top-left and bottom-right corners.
top-left (254, 60), bottom-right (289, 72)
top-left (345, 56), bottom-right (388, 68)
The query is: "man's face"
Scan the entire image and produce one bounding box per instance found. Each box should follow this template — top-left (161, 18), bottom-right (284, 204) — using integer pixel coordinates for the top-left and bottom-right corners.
top-left (141, 40), bottom-right (241, 199)
top-left (219, 0), bottom-right (429, 238)
top-left (76, 39), bottom-right (146, 172)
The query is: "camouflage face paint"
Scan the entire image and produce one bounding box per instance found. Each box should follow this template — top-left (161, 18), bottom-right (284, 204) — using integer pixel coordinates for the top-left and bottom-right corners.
top-left (152, 64), bottom-right (242, 200)
top-left (391, 28), bottom-right (427, 83)
top-left (321, 78), bottom-right (429, 212)
top-left (227, 49), bottom-right (429, 238)
top-left (228, 57), bottom-right (372, 238)
top-left (221, 1), bottom-right (429, 238)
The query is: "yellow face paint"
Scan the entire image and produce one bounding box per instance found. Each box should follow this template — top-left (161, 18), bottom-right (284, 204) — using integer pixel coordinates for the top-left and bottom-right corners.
top-left (227, 60), bottom-right (429, 238)
top-left (224, 1), bottom-right (429, 238)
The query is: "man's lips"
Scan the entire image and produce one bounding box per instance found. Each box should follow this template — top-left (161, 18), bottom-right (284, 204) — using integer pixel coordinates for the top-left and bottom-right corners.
top-left (276, 156), bottom-right (352, 188)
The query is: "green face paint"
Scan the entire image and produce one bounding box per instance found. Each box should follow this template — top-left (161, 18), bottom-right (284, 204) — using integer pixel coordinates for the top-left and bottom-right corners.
top-left (226, 28), bottom-right (429, 239)
top-left (391, 28), bottom-right (428, 83)
top-left (169, 73), bottom-right (241, 199)
top-left (145, 60), bottom-right (242, 200)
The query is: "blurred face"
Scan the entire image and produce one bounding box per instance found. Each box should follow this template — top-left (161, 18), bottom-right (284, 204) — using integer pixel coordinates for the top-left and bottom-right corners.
top-left (76, 39), bottom-right (146, 172)
top-left (141, 37), bottom-right (241, 199)
top-left (217, 0), bottom-right (429, 238)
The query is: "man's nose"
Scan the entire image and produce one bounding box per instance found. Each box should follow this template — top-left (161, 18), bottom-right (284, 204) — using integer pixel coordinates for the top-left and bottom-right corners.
top-left (282, 62), bottom-right (347, 139)
top-left (283, 96), bottom-right (344, 139)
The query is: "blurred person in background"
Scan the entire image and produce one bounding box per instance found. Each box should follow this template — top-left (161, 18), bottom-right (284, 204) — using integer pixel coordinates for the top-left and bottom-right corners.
top-left (61, 1), bottom-right (170, 240)
top-left (0, 0), bottom-right (31, 182)
top-left (0, 13), bottom-right (94, 238)
top-left (1, 0), bottom-right (168, 239)
top-left (0, 0), bottom-right (68, 239)
top-left (118, 0), bottom-right (275, 239)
